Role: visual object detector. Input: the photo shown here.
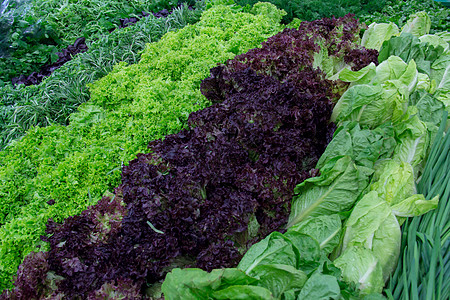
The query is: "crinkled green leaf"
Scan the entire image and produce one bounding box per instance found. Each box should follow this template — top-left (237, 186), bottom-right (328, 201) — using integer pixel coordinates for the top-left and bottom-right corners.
top-left (379, 33), bottom-right (447, 83)
top-left (334, 245), bottom-right (384, 294)
top-left (370, 160), bottom-right (417, 206)
top-left (392, 114), bottom-right (431, 168)
top-left (408, 90), bottom-right (445, 125)
top-left (400, 11), bottom-right (431, 37)
top-left (419, 34), bottom-right (449, 52)
top-left (316, 121), bottom-right (396, 169)
top-left (161, 268), bottom-right (258, 300)
top-left (340, 191), bottom-right (392, 251)
top-left (390, 194), bottom-right (439, 217)
top-left (250, 264), bottom-right (307, 298)
top-left (288, 214), bottom-right (341, 256)
top-left (374, 56), bottom-right (418, 93)
top-left (334, 63), bottom-right (377, 86)
top-left (297, 273), bottom-right (341, 300)
top-left (288, 156), bottom-right (372, 228)
top-left (339, 191), bottom-right (402, 282)
top-left (212, 285), bottom-right (275, 299)
top-left (283, 232), bottom-right (321, 275)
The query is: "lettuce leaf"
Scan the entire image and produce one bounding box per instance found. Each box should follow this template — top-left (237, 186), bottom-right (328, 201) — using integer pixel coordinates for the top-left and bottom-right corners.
top-left (287, 156), bottom-right (372, 228)
top-left (161, 268), bottom-right (258, 300)
top-left (338, 191), bottom-right (401, 283)
top-left (331, 57), bottom-right (417, 128)
top-left (334, 245), bottom-right (384, 294)
top-left (288, 214), bottom-right (341, 256)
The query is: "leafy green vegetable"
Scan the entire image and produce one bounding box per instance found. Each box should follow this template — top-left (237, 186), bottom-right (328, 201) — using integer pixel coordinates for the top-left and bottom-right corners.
top-left (378, 32), bottom-right (449, 84)
top-left (212, 285), bottom-right (275, 299)
top-left (331, 56), bottom-right (419, 128)
top-left (316, 121), bottom-right (396, 170)
top-left (237, 232), bottom-right (299, 274)
top-left (361, 22), bottom-right (399, 51)
top-left (297, 273), bottom-right (340, 300)
top-left (287, 156), bottom-right (372, 228)
top-left (250, 264), bottom-right (307, 298)
top-left (334, 245), bottom-right (384, 294)
top-left (288, 214), bottom-right (341, 256)
top-left (392, 114), bottom-right (431, 169)
top-left (161, 268), bottom-right (258, 300)
top-left (338, 191), bottom-right (401, 283)
top-left (400, 11), bottom-right (432, 37)
top-left (0, 3), bottom-right (285, 291)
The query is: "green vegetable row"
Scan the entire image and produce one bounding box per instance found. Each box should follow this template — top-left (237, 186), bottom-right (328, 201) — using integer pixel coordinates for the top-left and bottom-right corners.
top-left (161, 12), bottom-right (449, 298)
top-left (0, 0), bottom-right (190, 83)
top-left (0, 2), bottom-right (286, 291)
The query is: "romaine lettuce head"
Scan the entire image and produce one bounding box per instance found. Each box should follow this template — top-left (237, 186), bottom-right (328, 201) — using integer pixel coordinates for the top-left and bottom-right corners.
top-left (338, 191), bottom-right (401, 285)
top-left (400, 11), bottom-right (431, 37)
top-left (416, 72), bottom-right (434, 93)
top-left (370, 160), bottom-right (416, 205)
top-left (434, 64), bottom-right (450, 112)
top-left (361, 22), bottom-right (399, 51)
top-left (369, 159), bottom-right (438, 218)
top-left (316, 121), bottom-right (396, 169)
top-left (334, 245), bottom-right (384, 294)
top-left (374, 56), bottom-right (418, 93)
top-left (392, 114), bottom-right (431, 169)
top-left (379, 33), bottom-right (448, 85)
top-left (408, 90), bottom-right (445, 126)
top-left (331, 57), bottom-right (417, 128)
top-left (287, 156), bottom-right (372, 228)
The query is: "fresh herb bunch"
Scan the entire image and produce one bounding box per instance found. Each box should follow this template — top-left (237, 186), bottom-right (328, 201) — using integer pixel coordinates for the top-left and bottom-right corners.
top-left (0, 3), bottom-right (204, 150)
top-left (0, 0), bottom-right (193, 84)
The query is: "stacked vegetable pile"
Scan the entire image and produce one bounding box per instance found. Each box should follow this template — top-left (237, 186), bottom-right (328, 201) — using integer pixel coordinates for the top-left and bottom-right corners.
top-left (0, 1), bottom-right (448, 299)
top-left (0, 0), bottom-right (195, 84)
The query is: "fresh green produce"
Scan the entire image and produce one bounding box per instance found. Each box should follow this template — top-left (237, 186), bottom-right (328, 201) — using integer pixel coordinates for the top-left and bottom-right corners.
top-left (0, 8), bottom-right (377, 297)
top-left (0, 2), bottom-right (285, 292)
top-left (0, 2), bottom-right (204, 150)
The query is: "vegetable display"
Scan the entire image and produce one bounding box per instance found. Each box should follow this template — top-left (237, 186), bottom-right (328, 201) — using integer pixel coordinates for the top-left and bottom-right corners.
top-left (0, 0), bottom-right (448, 298)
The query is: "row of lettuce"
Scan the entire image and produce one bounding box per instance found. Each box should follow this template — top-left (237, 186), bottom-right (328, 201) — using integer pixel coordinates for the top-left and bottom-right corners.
top-left (0, 1), bottom-right (448, 298)
top-left (160, 12), bottom-right (450, 299)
